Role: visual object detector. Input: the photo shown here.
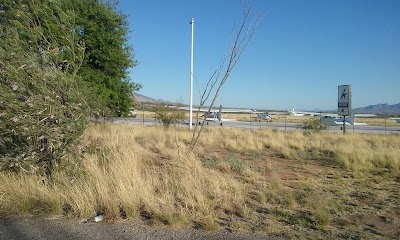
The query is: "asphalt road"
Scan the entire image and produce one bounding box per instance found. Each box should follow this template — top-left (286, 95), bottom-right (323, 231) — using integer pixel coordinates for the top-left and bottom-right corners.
top-left (108, 117), bottom-right (400, 134)
top-left (0, 216), bottom-right (286, 240)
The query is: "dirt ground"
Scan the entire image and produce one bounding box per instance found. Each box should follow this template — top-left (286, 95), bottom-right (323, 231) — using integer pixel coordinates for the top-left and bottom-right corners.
top-left (271, 156), bottom-right (398, 239)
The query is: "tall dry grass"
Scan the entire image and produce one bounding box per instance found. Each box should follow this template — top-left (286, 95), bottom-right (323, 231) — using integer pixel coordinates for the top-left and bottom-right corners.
top-left (194, 127), bottom-right (400, 174)
top-left (1, 125), bottom-right (249, 227)
top-left (0, 173), bottom-right (63, 215)
top-left (0, 124), bottom-right (399, 228)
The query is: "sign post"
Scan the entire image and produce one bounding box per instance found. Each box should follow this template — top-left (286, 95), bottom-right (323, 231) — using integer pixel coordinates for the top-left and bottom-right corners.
top-left (338, 85), bottom-right (352, 134)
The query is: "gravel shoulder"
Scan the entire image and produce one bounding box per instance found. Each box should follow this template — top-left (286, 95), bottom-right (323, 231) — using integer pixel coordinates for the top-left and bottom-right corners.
top-left (0, 216), bottom-right (286, 240)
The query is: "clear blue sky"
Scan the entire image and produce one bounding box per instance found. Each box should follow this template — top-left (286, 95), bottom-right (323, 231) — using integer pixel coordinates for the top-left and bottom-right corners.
top-left (118, 0), bottom-right (400, 111)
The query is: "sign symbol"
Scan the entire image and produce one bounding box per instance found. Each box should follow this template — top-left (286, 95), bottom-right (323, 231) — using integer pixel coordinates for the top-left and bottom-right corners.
top-left (340, 89), bottom-right (347, 100)
top-left (338, 85), bottom-right (351, 116)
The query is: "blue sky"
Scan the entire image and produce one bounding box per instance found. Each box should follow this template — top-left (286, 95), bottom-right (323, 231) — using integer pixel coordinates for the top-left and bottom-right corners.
top-left (118, 0), bottom-right (400, 111)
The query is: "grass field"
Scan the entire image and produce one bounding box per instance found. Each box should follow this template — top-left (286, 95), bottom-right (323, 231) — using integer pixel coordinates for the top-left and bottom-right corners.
top-left (1, 124), bottom-right (399, 238)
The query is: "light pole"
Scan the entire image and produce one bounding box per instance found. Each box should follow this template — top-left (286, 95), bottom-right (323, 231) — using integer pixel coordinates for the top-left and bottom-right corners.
top-left (385, 115), bottom-right (387, 134)
top-left (284, 111), bottom-right (287, 133)
top-left (142, 103), bottom-right (144, 125)
top-left (319, 111), bottom-right (322, 129)
top-left (189, 18), bottom-right (194, 130)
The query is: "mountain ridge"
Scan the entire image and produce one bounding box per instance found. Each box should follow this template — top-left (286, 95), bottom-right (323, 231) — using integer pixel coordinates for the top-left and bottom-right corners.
top-left (353, 103), bottom-right (400, 115)
top-left (134, 93), bottom-right (176, 105)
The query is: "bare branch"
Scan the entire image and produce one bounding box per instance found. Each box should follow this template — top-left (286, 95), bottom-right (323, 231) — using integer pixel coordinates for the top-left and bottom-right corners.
top-left (190, 0), bottom-right (263, 150)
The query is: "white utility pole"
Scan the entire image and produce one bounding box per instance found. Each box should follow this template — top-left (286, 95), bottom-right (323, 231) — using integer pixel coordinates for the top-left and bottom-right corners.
top-left (189, 17), bottom-right (194, 130)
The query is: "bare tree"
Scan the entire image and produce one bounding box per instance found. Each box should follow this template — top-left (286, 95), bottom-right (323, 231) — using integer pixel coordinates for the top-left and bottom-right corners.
top-left (190, 0), bottom-right (263, 151)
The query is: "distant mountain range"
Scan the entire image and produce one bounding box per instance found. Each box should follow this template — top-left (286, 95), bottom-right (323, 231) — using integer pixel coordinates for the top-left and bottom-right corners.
top-left (134, 93), bottom-right (176, 105)
top-left (353, 103), bottom-right (400, 115)
top-left (134, 93), bottom-right (400, 116)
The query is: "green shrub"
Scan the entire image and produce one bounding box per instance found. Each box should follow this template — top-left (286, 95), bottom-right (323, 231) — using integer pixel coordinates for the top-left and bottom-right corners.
top-left (153, 105), bottom-right (186, 128)
top-left (301, 117), bottom-right (327, 132)
top-left (0, 0), bottom-right (88, 175)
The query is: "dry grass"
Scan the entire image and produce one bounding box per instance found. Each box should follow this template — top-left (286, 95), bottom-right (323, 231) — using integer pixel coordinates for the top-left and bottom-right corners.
top-left (270, 115), bottom-right (399, 126)
top-left (0, 173), bottom-right (63, 215)
top-left (195, 127), bottom-right (400, 174)
top-left (0, 124), bottom-right (399, 238)
top-left (361, 117), bottom-right (399, 127)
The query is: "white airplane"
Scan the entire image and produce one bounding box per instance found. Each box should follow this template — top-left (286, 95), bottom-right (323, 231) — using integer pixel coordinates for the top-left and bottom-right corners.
top-left (290, 108), bottom-right (318, 116)
top-left (392, 118), bottom-right (400, 123)
top-left (197, 105), bottom-right (239, 126)
top-left (289, 108), bottom-right (367, 127)
top-left (320, 114), bottom-right (367, 128)
top-left (255, 112), bottom-right (273, 122)
top-left (176, 105), bottom-right (271, 126)
top-left (290, 108), bottom-right (377, 118)
top-left (178, 106), bottom-right (259, 114)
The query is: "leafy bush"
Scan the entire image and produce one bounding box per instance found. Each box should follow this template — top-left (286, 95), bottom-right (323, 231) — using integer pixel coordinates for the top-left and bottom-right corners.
top-left (301, 117), bottom-right (327, 132)
top-left (0, 0), bottom-right (89, 175)
top-left (153, 106), bottom-right (186, 128)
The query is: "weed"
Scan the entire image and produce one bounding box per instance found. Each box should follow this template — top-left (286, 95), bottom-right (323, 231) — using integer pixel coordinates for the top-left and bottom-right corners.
top-left (350, 190), bottom-right (375, 200)
top-left (273, 210), bottom-right (325, 230)
top-left (155, 211), bottom-right (189, 227)
top-left (194, 215), bottom-right (220, 230)
top-left (202, 156), bottom-right (219, 169)
top-left (227, 157), bottom-right (246, 174)
top-left (248, 150), bottom-right (261, 161)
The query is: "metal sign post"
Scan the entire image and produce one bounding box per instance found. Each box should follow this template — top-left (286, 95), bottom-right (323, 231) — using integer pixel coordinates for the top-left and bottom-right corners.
top-left (343, 116), bottom-right (346, 134)
top-left (338, 85), bottom-right (352, 134)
